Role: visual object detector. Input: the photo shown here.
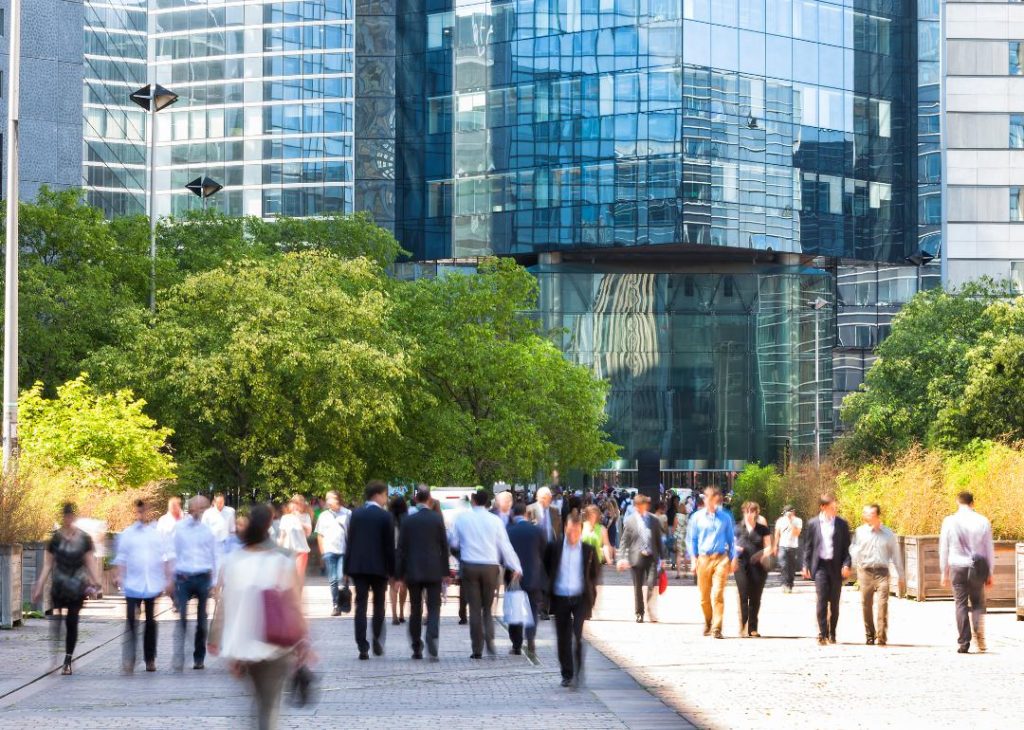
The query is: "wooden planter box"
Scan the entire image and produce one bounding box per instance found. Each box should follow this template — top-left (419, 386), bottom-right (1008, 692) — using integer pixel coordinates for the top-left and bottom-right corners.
top-left (21, 541), bottom-right (51, 614)
top-left (1016, 543), bottom-right (1024, 621)
top-left (0, 544), bottom-right (23, 628)
top-left (904, 535), bottom-right (1016, 607)
top-left (890, 535), bottom-right (906, 597)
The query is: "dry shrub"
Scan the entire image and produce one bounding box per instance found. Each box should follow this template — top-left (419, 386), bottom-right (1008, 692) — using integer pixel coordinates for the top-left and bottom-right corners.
top-left (945, 442), bottom-right (1024, 540)
top-left (777, 459), bottom-right (842, 522)
top-left (0, 467), bottom-right (56, 543)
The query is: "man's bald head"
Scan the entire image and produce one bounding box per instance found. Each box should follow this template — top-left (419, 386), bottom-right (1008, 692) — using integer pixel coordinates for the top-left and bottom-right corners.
top-left (188, 495), bottom-right (210, 518)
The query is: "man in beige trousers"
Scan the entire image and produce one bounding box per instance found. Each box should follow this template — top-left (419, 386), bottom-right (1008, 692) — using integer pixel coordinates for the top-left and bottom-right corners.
top-left (851, 503), bottom-right (905, 646)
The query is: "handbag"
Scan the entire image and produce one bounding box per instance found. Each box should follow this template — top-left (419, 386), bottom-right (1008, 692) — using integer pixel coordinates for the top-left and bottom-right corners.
top-left (658, 568), bottom-right (668, 594)
top-left (287, 665), bottom-right (318, 708)
top-left (957, 527), bottom-right (990, 583)
top-left (339, 578), bottom-right (352, 614)
top-left (503, 581), bottom-right (534, 627)
top-left (262, 557), bottom-right (305, 647)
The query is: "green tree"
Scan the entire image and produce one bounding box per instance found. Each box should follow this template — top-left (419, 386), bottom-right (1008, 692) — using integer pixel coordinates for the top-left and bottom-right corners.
top-left (89, 252), bottom-right (407, 502)
top-left (391, 258), bottom-right (618, 486)
top-left (838, 281), bottom-right (1004, 461)
top-left (19, 374), bottom-right (175, 490)
top-left (731, 463), bottom-right (784, 519)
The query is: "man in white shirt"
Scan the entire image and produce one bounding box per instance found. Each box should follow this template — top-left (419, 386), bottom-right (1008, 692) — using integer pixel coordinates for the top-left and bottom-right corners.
top-left (201, 493), bottom-right (235, 545)
top-left (851, 503), bottom-right (905, 646)
top-left (449, 490), bottom-right (522, 659)
top-left (315, 490), bottom-right (351, 616)
top-left (773, 506), bottom-right (802, 593)
top-left (939, 491), bottom-right (995, 654)
top-left (170, 496), bottom-right (218, 671)
top-left (114, 499), bottom-right (172, 673)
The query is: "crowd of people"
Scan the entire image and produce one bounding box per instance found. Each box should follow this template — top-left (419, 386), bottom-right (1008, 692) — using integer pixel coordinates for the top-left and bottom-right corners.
top-left (29, 482), bottom-right (998, 729)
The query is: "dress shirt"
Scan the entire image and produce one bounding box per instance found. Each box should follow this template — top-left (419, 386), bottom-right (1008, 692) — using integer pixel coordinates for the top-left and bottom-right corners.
top-left (939, 505), bottom-right (995, 573)
top-left (315, 507), bottom-right (350, 555)
top-left (156, 513), bottom-right (181, 536)
top-left (450, 507), bottom-right (523, 572)
top-left (172, 517), bottom-right (219, 575)
top-left (852, 523), bottom-right (905, 580)
top-left (818, 515), bottom-right (835, 560)
top-left (688, 507), bottom-right (736, 560)
top-left (202, 505), bottom-right (235, 542)
top-left (114, 521), bottom-right (168, 598)
top-left (554, 539), bottom-right (584, 597)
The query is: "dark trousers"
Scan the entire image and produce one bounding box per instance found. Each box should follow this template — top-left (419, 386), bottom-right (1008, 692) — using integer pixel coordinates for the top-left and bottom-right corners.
top-left (124, 596), bottom-right (158, 666)
top-left (951, 566), bottom-right (986, 649)
top-left (407, 581), bottom-right (442, 653)
top-left (352, 574), bottom-right (388, 652)
top-left (461, 562), bottom-right (498, 655)
top-left (551, 594), bottom-right (586, 681)
top-left (631, 554), bottom-right (657, 617)
top-left (813, 561), bottom-right (842, 640)
top-left (174, 571), bottom-right (211, 667)
top-left (778, 546), bottom-right (797, 589)
top-left (51, 601), bottom-right (83, 657)
top-left (323, 553), bottom-right (344, 608)
top-left (734, 561), bottom-right (767, 633)
top-left (507, 588), bottom-right (542, 651)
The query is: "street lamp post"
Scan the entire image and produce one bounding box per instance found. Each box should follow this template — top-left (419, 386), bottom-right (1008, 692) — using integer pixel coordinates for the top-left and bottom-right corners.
top-left (2, 0), bottom-right (21, 473)
top-left (130, 83), bottom-right (178, 313)
top-left (185, 176), bottom-right (223, 211)
top-left (810, 296), bottom-right (829, 470)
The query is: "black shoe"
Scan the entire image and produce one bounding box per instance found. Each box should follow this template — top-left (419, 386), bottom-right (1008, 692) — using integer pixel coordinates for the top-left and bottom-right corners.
top-left (470, 653), bottom-right (482, 659)
top-left (510, 647), bottom-right (522, 655)
top-left (399, 617), bottom-right (406, 624)
top-left (527, 640), bottom-right (536, 654)
top-left (372, 639), bottom-right (384, 656)
top-left (392, 617), bottom-right (401, 626)
top-left (560, 677), bottom-right (573, 687)
top-left (331, 607), bottom-right (341, 617)
top-left (866, 637), bottom-right (875, 645)
top-left (426, 637), bottom-right (438, 659)
top-left (539, 611), bottom-right (551, 621)
top-left (359, 651), bottom-right (369, 660)
top-left (958, 645), bottom-right (970, 654)
top-left (193, 662), bottom-right (205, 670)
top-left (412, 650), bottom-right (423, 660)
top-left (458, 618), bottom-right (468, 625)
top-left (145, 661), bottom-right (156, 672)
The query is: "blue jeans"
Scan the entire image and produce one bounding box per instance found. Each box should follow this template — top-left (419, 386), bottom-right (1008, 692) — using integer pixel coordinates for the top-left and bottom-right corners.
top-left (323, 553), bottom-right (344, 608)
top-left (174, 572), bottom-right (211, 668)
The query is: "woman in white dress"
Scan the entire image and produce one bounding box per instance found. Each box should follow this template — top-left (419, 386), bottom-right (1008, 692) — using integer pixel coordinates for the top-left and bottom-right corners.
top-left (277, 494), bottom-right (312, 585)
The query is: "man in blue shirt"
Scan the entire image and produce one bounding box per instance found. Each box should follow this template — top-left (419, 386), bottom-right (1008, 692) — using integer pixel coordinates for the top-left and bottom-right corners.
top-left (688, 486), bottom-right (736, 639)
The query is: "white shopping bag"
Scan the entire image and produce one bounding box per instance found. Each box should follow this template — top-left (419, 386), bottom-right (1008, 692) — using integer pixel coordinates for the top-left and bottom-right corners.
top-left (503, 585), bottom-right (534, 628)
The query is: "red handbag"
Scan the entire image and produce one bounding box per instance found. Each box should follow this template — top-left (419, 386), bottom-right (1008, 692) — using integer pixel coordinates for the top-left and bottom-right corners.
top-left (658, 568), bottom-right (668, 594)
top-left (262, 586), bottom-right (304, 647)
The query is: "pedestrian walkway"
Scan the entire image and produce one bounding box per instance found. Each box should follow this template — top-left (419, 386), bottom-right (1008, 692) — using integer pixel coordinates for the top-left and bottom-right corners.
top-left (586, 568), bottom-right (1024, 729)
top-left (0, 576), bottom-right (688, 729)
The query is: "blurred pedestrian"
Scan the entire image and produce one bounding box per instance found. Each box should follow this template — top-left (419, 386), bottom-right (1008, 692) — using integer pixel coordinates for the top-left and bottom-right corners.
top-left (31, 503), bottom-right (101, 676)
top-left (157, 496), bottom-right (184, 542)
top-left (688, 487), bottom-right (735, 638)
top-left (939, 491), bottom-right (995, 654)
top-left (507, 502), bottom-right (547, 656)
top-left (202, 492), bottom-right (236, 547)
top-left (277, 495), bottom-right (312, 585)
top-left (449, 489), bottom-right (522, 658)
top-left (852, 503), bottom-right (905, 646)
top-left (114, 499), bottom-right (171, 672)
top-left (546, 511), bottom-right (599, 687)
top-left (617, 494), bottom-right (664, 623)
top-left (672, 506), bottom-right (688, 579)
top-left (314, 490), bottom-right (350, 616)
top-left (527, 486), bottom-right (562, 620)
top-left (388, 495), bottom-right (409, 625)
top-left (734, 501), bottom-right (771, 637)
top-left (802, 494), bottom-right (852, 646)
top-left (773, 506), bottom-right (802, 593)
top-left (209, 504), bottom-right (310, 730)
top-left (345, 481), bottom-right (395, 660)
top-left (581, 504), bottom-right (613, 564)
top-left (396, 487), bottom-right (449, 660)
top-left (491, 490), bottom-right (513, 527)
top-left (171, 495), bottom-right (218, 670)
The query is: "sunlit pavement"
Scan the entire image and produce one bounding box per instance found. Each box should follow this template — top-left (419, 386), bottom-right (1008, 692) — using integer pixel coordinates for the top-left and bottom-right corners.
top-left (0, 574), bottom-right (686, 729)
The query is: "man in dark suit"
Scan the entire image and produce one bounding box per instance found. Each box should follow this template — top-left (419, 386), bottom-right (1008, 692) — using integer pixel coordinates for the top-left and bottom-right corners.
top-left (527, 486), bottom-right (562, 619)
top-left (396, 487), bottom-right (449, 661)
top-left (507, 502), bottom-right (547, 655)
top-left (545, 512), bottom-right (600, 687)
top-left (344, 480), bottom-right (395, 660)
top-left (802, 493), bottom-right (852, 645)
top-left (616, 494), bottom-right (664, 622)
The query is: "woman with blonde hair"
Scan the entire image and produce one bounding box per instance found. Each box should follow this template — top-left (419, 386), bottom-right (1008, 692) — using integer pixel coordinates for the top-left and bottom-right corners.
top-left (277, 494), bottom-right (312, 584)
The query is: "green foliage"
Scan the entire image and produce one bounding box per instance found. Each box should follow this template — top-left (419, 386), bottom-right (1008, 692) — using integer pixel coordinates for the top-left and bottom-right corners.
top-left (838, 281), bottom-right (1005, 461)
top-left (89, 252), bottom-right (407, 502)
top-left (731, 463), bottom-right (784, 520)
top-left (19, 374), bottom-right (175, 490)
top-left (391, 258), bottom-right (619, 486)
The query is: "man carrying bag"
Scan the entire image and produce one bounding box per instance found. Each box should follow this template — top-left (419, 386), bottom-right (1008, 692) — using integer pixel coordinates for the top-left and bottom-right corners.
top-left (939, 491), bottom-right (995, 654)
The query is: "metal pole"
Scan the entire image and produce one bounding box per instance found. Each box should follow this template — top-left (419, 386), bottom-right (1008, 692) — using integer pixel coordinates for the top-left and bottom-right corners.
top-left (2, 0), bottom-right (22, 473)
top-left (148, 106), bottom-right (156, 313)
top-left (813, 307), bottom-right (821, 470)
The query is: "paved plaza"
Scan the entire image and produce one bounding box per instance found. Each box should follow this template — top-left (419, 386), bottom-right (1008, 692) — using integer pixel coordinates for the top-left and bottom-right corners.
top-left (1, 569), bottom-right (1021, 729)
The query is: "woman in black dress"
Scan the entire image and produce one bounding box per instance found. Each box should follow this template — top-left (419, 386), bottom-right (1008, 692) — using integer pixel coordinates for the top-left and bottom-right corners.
top-left (733, 501), bottom-right (772, 637)
top-left (31, 503), bottom-right (101, 674)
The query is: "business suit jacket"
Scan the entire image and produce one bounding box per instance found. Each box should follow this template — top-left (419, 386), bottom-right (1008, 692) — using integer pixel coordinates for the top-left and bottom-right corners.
top-left (544, 540), bottom-right (601, 620)
top-left (526, 502), bottom-right (563, 542)
top-left (396, 507), bottom-right (449, 584)
top-left (802, 515), bottom-right (852, 577)
top-left (345, 503), bottom-right (395, 578)
top-left (507, 518), bottom-right (548, 592)
top-left (617, 511), bottom-right (664, 566)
